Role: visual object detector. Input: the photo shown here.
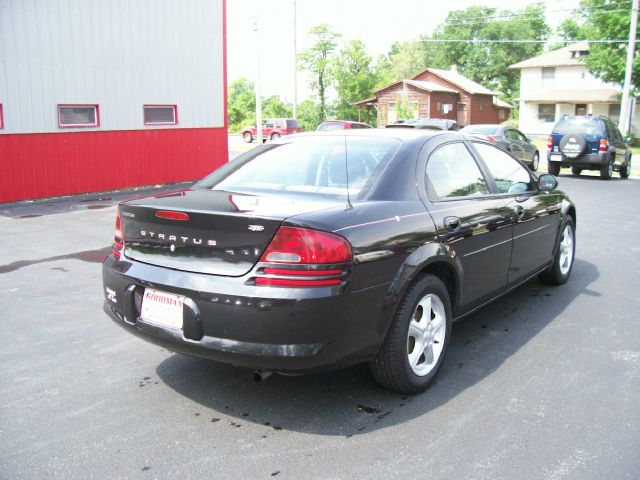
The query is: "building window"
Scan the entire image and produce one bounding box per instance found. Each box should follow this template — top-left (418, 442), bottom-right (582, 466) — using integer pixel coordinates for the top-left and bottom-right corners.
top-left (479, 104), bottom-right (484, 112)
top-left (609, 103), bottom-right (621, 121)
top-left (458, 103), bottom-right (467, 111)
top-left (498, 109), bottom-right (506, 120)
top-left (542, 67), bottom-right (555, 80)
top-left (408, 101), bottom-right (419, 118)
top-left (144, 105), bottom-right (178, 125)
top-left (538, 104), bottom-right (555, 123)
top-left (0, 104), bottom-right (3, 129)
top-left (58, 105), bottom-right (99, 128)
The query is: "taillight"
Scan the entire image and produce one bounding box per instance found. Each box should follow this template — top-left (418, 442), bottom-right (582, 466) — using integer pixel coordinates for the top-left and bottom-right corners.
top-left (256, 226), bottom-right (352, 287)
top-left (599, 139), bottom-right (608, 151)
top-left (113, 211), bottom-right (123, 259)
top-left (547, 136), bottom-right (553, 150)
top-left (260, 226), bottom-right (351, 264)
top-left (486, 135), bottom-right (496, 143)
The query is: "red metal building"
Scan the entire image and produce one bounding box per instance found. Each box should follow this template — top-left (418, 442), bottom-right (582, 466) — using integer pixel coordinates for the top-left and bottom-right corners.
top-left (0, 0), bottom-right (228, 203)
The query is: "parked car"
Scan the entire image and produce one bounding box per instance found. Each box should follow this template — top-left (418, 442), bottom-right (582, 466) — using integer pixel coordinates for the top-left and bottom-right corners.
top-left (547, 115), bottom-right (632, 179)
top-left (242, 118), bottom-right (302, 143)
top-left (316, 120), bottom-right (372, 131)
top-left (460, 124), bottom-right (540, 171)
top-left (386, 118), bottom-right (458, 131)
top-left (103, 129), bottom-right (576, 394)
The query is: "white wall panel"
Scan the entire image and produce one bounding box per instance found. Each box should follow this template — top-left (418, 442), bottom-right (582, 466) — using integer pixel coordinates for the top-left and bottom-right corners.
top-left (0, 0), bottom-right (225, 134)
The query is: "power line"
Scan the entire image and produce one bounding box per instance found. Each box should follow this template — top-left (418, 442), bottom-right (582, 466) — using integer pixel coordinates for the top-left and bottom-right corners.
top-left (419, 38), bottom-right (634, 43)
top-left (439, 4), bottom-right (630, 26)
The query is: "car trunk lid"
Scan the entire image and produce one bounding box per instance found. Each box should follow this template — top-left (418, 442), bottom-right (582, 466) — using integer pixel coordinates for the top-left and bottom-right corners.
top-left (120, 189), bottom-right (341, 276)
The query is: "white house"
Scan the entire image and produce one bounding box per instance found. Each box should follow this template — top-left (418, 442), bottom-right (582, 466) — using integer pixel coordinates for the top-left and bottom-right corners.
top-left (510, 42), bottom-right (638, 137)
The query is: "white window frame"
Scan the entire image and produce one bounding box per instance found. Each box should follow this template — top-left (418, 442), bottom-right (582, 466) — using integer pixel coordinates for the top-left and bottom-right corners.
top-left (143, 105), bottom-right (178, 126)
top-left (58, 104), bottom-right (100, 128)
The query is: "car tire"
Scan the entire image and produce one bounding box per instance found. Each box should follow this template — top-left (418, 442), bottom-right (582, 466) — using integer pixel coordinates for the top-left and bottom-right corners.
top-left (620, 154), bottom-right (631, 179)
top-left (243, 132), bottom-right (253, 143)
top-left (548, 161), bottom-right (561, 176)
top-left (369, 274), bottom-right (452, 394)
top-left (540, 216), bottom-right (575, 286)
top-left (571, 167), bottom-right (582, 176)
top-left (271, 133), bottom-right (281, 141)
top-left (530, 152), bottom-right (539, 171)
top-left (600, 156), bottom-right (613, 180)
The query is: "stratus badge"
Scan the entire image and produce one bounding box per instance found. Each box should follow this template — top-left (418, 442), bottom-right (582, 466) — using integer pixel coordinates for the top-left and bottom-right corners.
top-left (248, 225), bottom-right (265, 232)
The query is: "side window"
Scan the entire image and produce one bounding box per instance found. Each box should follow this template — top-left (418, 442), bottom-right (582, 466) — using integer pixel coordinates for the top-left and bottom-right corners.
top-left (514, 130), bottom-right (527, 142)
top-left (473, 143), bottom-right (534, 194)
top-left (505, 129), bottom-right (517, 141)
top-left (426, 143), bottom-right (489, 200)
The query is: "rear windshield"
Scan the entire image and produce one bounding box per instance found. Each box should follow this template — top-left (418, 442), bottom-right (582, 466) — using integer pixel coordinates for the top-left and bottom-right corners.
top-left (553, 118), bottom-right (603, 136)
top-left (461, 125), bottom-right (499, 135)
top-left (317, 122), bottom-right (345, 131)
top-left (286, 119), bottom-right (300, 128)
top-left (195, 136), bottom-right (401, 200)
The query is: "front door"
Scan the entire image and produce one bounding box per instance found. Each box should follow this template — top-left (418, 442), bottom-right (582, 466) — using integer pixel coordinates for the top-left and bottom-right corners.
top-left (423, 141), bottom-right (513, 312)
top-left (471, 142), bottom-right (560, 285)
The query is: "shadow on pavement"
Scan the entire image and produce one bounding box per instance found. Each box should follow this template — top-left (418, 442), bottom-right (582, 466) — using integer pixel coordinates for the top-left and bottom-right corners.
top-left (156, 258), bottom-right (600, 438)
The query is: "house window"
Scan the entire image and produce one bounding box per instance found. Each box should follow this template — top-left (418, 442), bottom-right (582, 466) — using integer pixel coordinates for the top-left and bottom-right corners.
top-left (144, 105), bottom-right (177, 125)
top-left (58, 105), bottom-right (99, 128)
top-left (479, 104), bottom-right (484, 112)
top-left (538, 104), bottom-right (555, 123)
top-left (458, 103), bottom-right (467, 111)
top-left (0, 104), bottom-right (3, 129)
top-left (609, 104), bottom-right (621, 121)
top-left (498, 109), bottom-right (506, 120)
top-left (542, 67), bottom-right (555, 80)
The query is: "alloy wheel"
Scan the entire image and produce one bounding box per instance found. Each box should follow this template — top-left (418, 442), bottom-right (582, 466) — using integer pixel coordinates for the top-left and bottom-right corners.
top-left (407, 294), bottom-right (446, 376)
top-left (559, 224), bottom-right (574, 275)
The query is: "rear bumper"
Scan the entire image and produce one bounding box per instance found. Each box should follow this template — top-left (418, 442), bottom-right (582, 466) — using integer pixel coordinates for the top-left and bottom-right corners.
top-left (102, 255), bottom-right (391, 373)
top-left (547, 151), bottom-right (609, 168)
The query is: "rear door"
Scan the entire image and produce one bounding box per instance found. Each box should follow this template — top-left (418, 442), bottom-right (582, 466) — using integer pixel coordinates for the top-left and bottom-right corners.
top-left (514, 129), bottom-right (537, 162)
top-left (471, 142), bottom-right (560, 285)
top-left (423, 141), bottom-right (513, 312)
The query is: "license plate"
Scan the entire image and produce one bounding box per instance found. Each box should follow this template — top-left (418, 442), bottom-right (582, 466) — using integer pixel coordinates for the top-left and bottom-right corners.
top-left (140, 288), bottom-right (185, 330)
top-left (550, 154), bottom-right (563, 161)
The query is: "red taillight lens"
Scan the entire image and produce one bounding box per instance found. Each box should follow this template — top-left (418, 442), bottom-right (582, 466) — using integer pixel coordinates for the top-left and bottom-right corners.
top-left (260, 227), bottom-right (352, 264)
top-left (256, 227), bottom-right (352, 287)
top-left (547, 136), bottom-right (553, 150)
top-left (486, 135), bottom-right (496, 143)
top-left (113, 212), bottom-right (123, 259)
top-left (599, 139), bottom-right (608, 151)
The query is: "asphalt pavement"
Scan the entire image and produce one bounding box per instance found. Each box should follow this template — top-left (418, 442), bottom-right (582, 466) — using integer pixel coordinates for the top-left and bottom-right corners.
top-left (1, 171), bottom-right (639, 479)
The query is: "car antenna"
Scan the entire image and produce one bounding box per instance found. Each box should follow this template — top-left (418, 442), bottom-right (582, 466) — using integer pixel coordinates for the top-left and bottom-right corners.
top-left (344, 133), bottom-right (353, 210)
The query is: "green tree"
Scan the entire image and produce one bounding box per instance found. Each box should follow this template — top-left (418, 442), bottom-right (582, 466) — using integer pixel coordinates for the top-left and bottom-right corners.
top-left (227, 77), bottom-right (256, 132)
top-left (421, 5), bottom-right (550, 102)
top-left (298, 24), bottom-right (341, 122)
top-left (376, 40), bottom-right (429, 86)
top-left (332, 39), bottom-right (378, 121)
top-left (262, 96), bottom-right (292, 118)
top-left (296, 99), bottom-right (322, 132)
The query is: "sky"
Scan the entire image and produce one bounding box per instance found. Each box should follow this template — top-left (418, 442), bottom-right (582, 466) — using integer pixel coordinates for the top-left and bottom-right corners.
top-left (226, 0), bottom-right (582, 102)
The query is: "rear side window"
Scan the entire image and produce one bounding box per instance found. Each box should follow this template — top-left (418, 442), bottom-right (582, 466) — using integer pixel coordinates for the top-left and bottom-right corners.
top-left (553, 118), bottom-right (604, 136)
top-left (196, 136), bottom-right (401, 200)
top-left (473, 143), bottom-right (534, 194)
top-left (426, 143), bottom-right (488, 199)
top-left (286, 119), bottom-right (300, 129)
top-left (317, 122), bottom-right (345, 131)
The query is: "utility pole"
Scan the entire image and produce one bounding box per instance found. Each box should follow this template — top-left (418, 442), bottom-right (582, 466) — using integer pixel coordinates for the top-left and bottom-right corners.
top-left (253, 16), bottom-right (263, 144)
top-left (619, 0), bottom-right (638, 136)
top-left (292, 0), bottom-right (298, 119)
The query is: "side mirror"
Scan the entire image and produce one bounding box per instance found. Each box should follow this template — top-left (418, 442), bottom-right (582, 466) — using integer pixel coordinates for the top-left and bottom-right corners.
top-left (538, 174), bottom-right (558, 191)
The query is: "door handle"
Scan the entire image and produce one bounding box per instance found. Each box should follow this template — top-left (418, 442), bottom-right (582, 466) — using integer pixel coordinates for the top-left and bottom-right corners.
top-left (514, 205), bottom-right (525, 220)
top-left (444, 216), bottom-right (461, 232)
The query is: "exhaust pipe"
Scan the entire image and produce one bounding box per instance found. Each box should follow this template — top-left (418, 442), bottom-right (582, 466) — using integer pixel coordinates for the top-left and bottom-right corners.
top-left (253, 369), bottom-right (273, 383)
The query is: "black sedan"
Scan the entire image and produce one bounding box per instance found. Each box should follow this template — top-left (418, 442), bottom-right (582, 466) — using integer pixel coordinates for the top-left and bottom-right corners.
top-left (103, 130), bottom-right (576, 394)
top-left (460, 124), bottom-right (540, 171)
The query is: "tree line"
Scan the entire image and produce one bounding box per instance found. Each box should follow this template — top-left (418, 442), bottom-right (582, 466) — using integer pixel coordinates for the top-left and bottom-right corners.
top-left (228, 1), bottom-right (636, 132)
